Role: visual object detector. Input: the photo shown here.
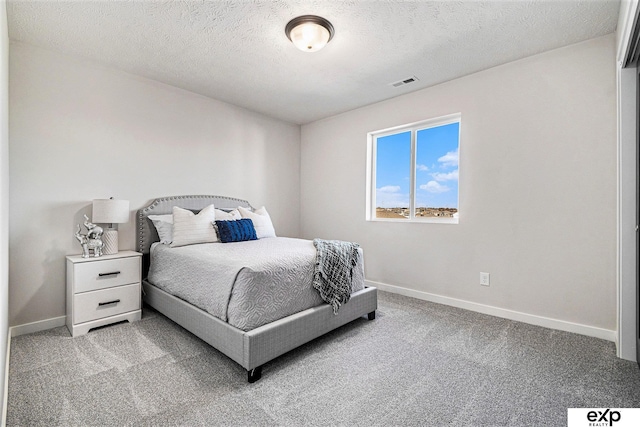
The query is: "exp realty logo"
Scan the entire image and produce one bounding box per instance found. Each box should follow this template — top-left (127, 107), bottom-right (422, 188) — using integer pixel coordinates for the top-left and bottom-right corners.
top-left (586, 409), bottom-right (620, 426)
top-left (568, 408), bottom-right (640, 427)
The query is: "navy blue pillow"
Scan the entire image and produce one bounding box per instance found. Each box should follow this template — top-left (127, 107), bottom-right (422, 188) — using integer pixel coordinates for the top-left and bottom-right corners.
top-left (215, 219), bottom-right (258, 243)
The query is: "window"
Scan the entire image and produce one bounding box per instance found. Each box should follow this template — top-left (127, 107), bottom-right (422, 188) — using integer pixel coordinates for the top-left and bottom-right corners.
top-left (366, 113), bottom-right (460, 223)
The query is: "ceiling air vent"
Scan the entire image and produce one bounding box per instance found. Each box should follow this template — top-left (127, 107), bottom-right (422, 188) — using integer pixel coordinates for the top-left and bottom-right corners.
top-left (390, 76), bottom-right (419, 88)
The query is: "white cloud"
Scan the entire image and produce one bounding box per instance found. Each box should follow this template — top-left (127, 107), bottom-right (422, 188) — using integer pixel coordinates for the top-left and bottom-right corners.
top-left (376, 187), bottom-right (409, 207)
top-left (376, 185), bottom-right (408, 207)
top-left (377, 185), bottom-right (401, 193)
top-left (416, 164), bottom-right (429, 171)
top-left (419, 181), bottom-right (450, 193)
top-left (438, 149), bottom-right (459, 168)
top-left (431, 169), bottom-right (458, 182)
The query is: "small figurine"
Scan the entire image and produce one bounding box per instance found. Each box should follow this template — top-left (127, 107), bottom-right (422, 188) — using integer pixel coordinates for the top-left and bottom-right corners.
top-left (83, 214), bottom-right (103, 241)
top-left (75, 215), bottom-right (104, 258)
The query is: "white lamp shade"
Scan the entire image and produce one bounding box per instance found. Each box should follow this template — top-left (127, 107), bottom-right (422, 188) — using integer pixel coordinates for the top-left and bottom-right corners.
top-left (92, 199), bottom-right (130, 224)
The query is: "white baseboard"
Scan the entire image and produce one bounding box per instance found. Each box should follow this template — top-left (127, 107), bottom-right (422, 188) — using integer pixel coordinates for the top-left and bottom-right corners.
top-left (10, 316), bottom-right (66, 338)
top-left (2, 330), bottom-right (10, 427)
top-left (367, 280), bottom-right (617, 342)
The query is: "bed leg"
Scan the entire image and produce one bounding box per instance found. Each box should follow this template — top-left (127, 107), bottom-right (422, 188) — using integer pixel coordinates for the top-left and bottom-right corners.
top-left (248, 366), bottom-right (262, 383)
top-left (368, 311), bottom-right (376, 320)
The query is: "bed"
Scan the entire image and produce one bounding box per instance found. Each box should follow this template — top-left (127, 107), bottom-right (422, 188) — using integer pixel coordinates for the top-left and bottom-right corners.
top-left (137, 195), bottom-right (377, 382)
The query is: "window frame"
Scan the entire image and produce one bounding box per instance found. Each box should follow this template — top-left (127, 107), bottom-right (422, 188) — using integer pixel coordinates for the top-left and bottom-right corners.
top-left (366, 113), bottom-right (461, 224)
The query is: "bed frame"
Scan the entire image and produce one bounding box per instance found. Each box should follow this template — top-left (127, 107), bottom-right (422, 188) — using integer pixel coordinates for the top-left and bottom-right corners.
top-left (137, 195), bottom-right (377, 382)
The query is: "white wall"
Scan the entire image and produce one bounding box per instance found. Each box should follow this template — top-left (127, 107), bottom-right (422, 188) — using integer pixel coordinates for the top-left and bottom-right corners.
top-left (1, 0), bottom-right (9, 415)
top-left (301, 34), bottom-right (618, 332)
top-left (9, 42), bottom-right (301, 326)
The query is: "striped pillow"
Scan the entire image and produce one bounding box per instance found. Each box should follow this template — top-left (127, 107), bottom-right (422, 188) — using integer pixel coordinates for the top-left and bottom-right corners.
top-left (170, 204), bottom-right (218, 247)
top-left (214, 208), bottom-right (241, 221)
top-left (237, 206), bottom-right (276, 239)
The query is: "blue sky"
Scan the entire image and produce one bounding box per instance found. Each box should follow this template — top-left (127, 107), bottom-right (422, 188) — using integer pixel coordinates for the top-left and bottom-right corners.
top-left (376, 122), bottom-right (459, 209)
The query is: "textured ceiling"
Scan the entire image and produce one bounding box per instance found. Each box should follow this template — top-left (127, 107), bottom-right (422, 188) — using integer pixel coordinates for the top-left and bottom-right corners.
top-left (7, 0), bottom-right (620, 124)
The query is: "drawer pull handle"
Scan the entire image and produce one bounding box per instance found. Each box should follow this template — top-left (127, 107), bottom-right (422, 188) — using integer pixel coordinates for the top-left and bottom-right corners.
top-left (98, 299), bottom-right (120, 307)
top-left (98, 271), bottom-right (121, 277)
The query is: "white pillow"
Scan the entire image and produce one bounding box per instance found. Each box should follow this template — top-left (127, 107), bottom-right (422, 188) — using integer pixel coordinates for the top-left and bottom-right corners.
top-left (237, 206), bottom-right (276, 239)
top-left (170, 204), bottom-right (218, 247)
top-left (215, 208), bottom-right (241, 221)
top-left (148, 214), bottom-right (173, 244)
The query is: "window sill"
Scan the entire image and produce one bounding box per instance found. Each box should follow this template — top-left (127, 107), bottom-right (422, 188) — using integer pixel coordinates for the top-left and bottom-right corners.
top-left (368, 217), bottom-right (459, 224)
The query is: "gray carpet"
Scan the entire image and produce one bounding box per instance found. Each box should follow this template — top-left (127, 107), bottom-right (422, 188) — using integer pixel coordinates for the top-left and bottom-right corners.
top-left (7, 291), bottom-right (640, 426)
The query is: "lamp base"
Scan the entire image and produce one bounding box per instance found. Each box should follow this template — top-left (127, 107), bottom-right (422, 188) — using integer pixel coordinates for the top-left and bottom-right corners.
top-left (102, 229), bottom-right (119, 255)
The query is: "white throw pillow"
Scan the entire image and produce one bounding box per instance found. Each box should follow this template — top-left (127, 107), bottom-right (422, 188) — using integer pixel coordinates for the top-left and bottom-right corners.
top-left (148, 214), bottom-right (173, 244)
top-left (237, 206), bottom-right (276, 239)
top-left (214, 208), bottom-right (241, 221)
top-left (170, 204), bottom-right (218, 247)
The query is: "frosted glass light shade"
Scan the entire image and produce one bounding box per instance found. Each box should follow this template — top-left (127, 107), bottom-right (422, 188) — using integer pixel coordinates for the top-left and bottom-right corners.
top-left (286, 15), bottom-right (334, 52)
top-left (92, 199), bottom-right (130, 224)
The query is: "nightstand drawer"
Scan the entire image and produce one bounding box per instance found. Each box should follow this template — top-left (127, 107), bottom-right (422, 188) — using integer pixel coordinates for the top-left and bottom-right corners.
top-left (73, 256), bottom-right (140, 293)
top-left (73, 283), bottom-right (140, 324)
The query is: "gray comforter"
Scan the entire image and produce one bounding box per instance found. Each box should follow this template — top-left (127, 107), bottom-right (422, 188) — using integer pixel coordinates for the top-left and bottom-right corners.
top-left (147, 237), bottom-right (365, 331)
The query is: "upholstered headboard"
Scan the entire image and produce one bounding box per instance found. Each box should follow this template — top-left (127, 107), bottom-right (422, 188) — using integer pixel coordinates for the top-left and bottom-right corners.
top-left (136, 195), bottom-right (253, 278)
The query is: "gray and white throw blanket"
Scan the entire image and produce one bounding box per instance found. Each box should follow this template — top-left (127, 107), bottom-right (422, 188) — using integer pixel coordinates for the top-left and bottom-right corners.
top-left (312, 238), bottom-right (360, 314)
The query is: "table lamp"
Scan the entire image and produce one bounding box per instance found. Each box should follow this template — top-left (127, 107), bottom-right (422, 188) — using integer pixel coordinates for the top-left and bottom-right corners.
top-left (92, 198), bottom-right (129, 255)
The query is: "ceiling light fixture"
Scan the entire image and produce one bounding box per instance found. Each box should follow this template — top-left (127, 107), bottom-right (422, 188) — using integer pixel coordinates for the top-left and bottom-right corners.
top-left (285, 15), bottom-right (335, 52)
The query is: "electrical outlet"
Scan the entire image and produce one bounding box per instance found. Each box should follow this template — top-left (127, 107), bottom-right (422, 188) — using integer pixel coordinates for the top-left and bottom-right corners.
top-left (480, 272), bottom-right (490, 287)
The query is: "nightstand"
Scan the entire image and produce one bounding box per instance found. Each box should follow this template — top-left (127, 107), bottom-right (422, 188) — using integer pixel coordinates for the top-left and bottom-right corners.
top-left (66, 250), bottom-right (142, 337)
